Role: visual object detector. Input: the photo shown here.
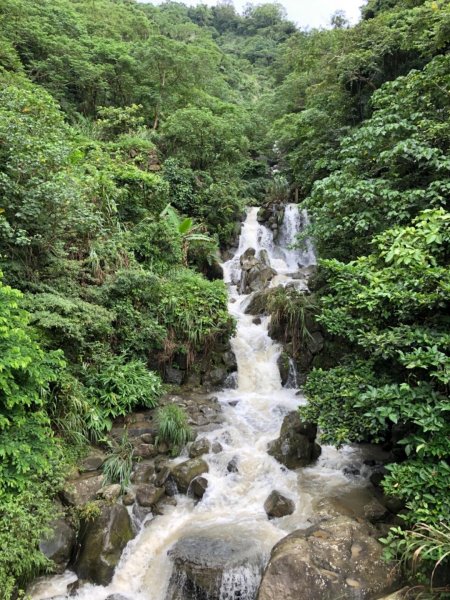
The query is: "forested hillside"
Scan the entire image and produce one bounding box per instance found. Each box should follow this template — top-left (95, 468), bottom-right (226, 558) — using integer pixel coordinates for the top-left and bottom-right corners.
top-left (0, 0), bottom-right (449, 597)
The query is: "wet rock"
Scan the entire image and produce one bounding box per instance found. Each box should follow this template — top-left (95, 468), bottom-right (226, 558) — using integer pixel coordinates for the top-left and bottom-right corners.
top-left (227, 457), bottom-right (239, 473)
top-left (190, 476), bottom-right (208, 500)
top-left (131, 461), bottom-right (155, 484)
top-left (122, 488), bottom-right (136, 506)
top-left (343, 466), bottom-right (361, 479)
top-left (257, 516), bottom-right (401, 600)
top-left (132, 502), bottom-right (152, 524)
top-left (245, 289), bottom-right (271, 315)
top-left (277, 353), bottom-right (290, 387)
top-left (27, 571), bottom-right (78, 599)
top-left (97, 484), bottom-right (122, 502)
top-left (165, 366), bottom-right (184, 385)
top-left (60, 473), bottom-right (104, 507)
top-left (268, 412), bottom-right (321, 469)
top-left (171, 458), bottom-right (209, 494)
top-left (314, 489), bottom-right (390, 525)
top-left (135, 484), bottom-right (165, 508)
top-left (228, 400), bottom-right (239, 407)
top-left (253, 317), bottom-right (262, 325)
top-left (189, 438), bottom-right (211, 459)
top-left (212, 441), bottom-right (223, 454)
top-left (154, 466), bottom-right (171, 487)
top-left (79, 449), bottom-right (106, 472)
top-left (264, 491), bottom-right (295, 519)
top-left (224, 372), bottom-right (238, 389)
top-left (75, 503), bottom-right (134, 586)
top-left (134, 443), bottom-right (158, 459)
top-left (167, 534), bottom-right (264, 600)
top-left (106, 595), bottom-right (131, 600)
top-left (239, 248), bottom-right (276, 294)
top-left (39, 518), bottom-right (76, 573)
top-left (222, 350), bottom-right (237, 370)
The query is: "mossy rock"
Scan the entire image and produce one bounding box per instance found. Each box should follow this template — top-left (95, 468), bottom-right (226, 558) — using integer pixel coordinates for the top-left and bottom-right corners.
top-left (75, 503), bottom-right (134, 585)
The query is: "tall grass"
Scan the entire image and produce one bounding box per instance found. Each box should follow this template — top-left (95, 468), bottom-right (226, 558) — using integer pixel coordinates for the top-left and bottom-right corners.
top-left (102, 433), bottom-right (134, 492)
top-left (267, 288), bottom-right (317, 353)
top-left (156, 404), bottom-right (192, 453)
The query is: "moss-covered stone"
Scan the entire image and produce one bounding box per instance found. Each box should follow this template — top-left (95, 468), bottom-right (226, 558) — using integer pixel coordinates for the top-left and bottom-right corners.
top-left (75, 503), bottom-right (134, 586)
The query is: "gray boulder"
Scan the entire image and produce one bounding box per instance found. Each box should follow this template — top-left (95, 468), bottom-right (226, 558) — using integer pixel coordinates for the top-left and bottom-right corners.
top-left (135, 484), bottom-right (165, 508)
top-left (239, 248), bottom-right (276, 294)
top-left (171, 458), bottom-right (209, 494)
top-left (264, 491), bottom-right (295, 519)
top-left (60, 473), bottom-right (104, 507)
top-left (75, 503), bottom-right (134, 586)
top-left (79, 448), bottom-right (106, 472)
top-left (190, 476), bottom-right (208, 500)
top-left (257, 516), bottom-right (400, 600)
top-left (189, 438), bottom-right (211, 459)
top-left (268, 411), bottom-right (321, 469)
top-left (39, 518), bottom-right (76, 573)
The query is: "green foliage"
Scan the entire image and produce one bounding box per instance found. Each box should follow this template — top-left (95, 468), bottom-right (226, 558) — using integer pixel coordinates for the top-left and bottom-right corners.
top-left (304, 209), bottom-right (450, 580)
top-left (102, 433), bottom-right (134, 493)
top-left (304, 55), bottom-right (450, 260)
top-left (381, 521), bottom-right (450, 591)
top-left (156, 403), bottom-right (192, 453)
top-left (302, 361), bottom-right (384, 446)
top-left (266, 288), bottom-right (317, 353)
top-left (158, 269), bottom-right (234, 363)
top-left (0, 273), bottom-right (67, 597)
top-left (0, 483), bottom-right (56, 599)
top-left (161, 106), bottom-right (248, 171)
top-left (0, 274), bottom-right (64, 493)
top-left (86, 355), bottom-right (162, 423)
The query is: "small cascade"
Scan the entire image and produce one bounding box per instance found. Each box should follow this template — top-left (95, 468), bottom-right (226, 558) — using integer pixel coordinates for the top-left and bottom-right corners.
top-left (219, 564), bottom-right (262, 600)
top-left (284, 358), bottom-right (299, 389)
top-left (32, 204), bottom-right (373, 600)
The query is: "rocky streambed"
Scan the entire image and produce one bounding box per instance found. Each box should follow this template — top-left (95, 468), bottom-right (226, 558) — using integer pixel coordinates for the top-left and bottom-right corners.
top-left (31, 206), bottom-right (406, 600)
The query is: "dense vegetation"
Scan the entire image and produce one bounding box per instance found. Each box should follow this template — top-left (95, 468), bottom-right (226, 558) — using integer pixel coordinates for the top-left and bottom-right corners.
top-left (0, 0), bottom-right (449, 596)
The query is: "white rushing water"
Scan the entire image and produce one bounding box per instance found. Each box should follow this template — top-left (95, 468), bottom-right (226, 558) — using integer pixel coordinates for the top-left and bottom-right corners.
top-left (32, 204), bottom-right (373, 600)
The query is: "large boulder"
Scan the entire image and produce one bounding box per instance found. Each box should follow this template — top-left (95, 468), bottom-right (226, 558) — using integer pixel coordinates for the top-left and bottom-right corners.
top-left (170, 458), bottom-right (209, 494)
top-left (268, 412), bottom-right (321, 469)
top-left (257, 516), bottom-right (400, 600)
top-left (190, 476), bottom-right (208, 500)
top-left (75, 503), bottom-right (134, 586)
top-left (189, 438), bottom-right (211, 459)
top-left (60, 472), bottom-right (104, 507)
top-left (264, 491), bottom-right (295, 519)
top-left (135, 484), bottom-right (165, 508)
top-left (79, 448), bottom-right (106, 472)
top-left (166, 534), bottom-right (264, 600)
top-left (39, 517), bottom-right (76, 573)
top-left (239, 248), bottom-right (276, 294)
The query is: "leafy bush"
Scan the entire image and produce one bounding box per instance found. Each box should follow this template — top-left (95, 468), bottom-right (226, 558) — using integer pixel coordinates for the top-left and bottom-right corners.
top-left (303, 210), bottom-right (450, 579)
top-left (87, 355), bottom-right (162, 424)
top-left (0, 274), bottom-right (67, 597)
top-left (0, 484), bottom-right (56, 599)
top-left (156, 404), bottom-right (192, 453)
top-left (158, 269), bottom-right (234, 364)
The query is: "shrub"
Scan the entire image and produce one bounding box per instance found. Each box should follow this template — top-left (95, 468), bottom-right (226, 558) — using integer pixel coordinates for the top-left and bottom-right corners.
top-left (87, 355), bottom-right (162, 424)
top-left (156, 404), bottom-right (192, 453)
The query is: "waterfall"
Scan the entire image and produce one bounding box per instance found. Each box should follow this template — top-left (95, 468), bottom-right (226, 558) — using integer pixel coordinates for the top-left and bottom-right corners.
top-left (31, 205), bottom-right (373, 600)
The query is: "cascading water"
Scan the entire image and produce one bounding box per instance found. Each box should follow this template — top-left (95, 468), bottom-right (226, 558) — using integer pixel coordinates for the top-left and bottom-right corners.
top-left (31, 205), bottom-right (375, 600)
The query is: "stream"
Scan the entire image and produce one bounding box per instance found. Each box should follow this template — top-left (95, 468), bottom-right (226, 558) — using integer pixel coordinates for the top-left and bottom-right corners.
top-left (32, 205), bottom-right (378, 600)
